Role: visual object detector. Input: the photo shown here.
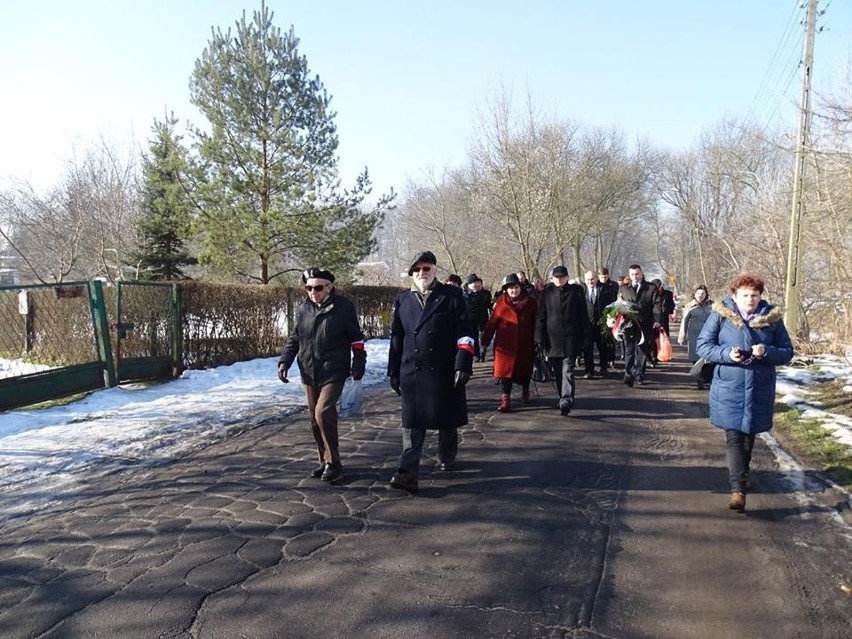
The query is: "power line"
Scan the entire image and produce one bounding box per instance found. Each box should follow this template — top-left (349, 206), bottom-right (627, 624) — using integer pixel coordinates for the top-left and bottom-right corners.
top-left (743, 0), bottom-right (806, 131)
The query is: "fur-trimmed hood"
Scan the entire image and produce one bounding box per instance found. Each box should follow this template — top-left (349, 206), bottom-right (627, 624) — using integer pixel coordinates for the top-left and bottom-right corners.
top-left (713, 297), bottom-right (785, 329)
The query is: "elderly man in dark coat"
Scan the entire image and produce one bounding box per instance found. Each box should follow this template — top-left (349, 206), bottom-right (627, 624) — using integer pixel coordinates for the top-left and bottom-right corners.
top-left (278, 267), bottom-right (366, 483)
top-left (387, 251), bottom-right (475, 492)
top-left (535, 265), bottom-right (587, 415)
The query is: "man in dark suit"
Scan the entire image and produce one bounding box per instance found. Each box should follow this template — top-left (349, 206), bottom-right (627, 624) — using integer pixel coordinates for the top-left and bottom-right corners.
top-left (581, 270), bottom-right (617, 379)
top-left (597, 266), bottom-right (621, 367)
top-left (535, 265), bottom-right (587, 415)
top-left (387, 251), bottom-right (475, 492)
top-left (617, 264), bottom-right (662, 386)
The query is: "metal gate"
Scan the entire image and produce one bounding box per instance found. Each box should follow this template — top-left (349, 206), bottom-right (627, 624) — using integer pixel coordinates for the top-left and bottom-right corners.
top-left (115, 281), bottom-right (181, 383)
top-left (0, 280), bottom-right (114, 411)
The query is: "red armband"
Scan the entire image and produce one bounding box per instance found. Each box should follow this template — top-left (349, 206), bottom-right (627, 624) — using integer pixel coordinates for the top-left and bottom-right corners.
top-left (457, 336), bottom-right (475, 354)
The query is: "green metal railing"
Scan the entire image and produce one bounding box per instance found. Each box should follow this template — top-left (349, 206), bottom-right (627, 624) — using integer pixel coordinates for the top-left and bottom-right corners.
top-left (115, 281), bottom-right (181, 382)
top-left (0, 281), bottom-right (115, 410)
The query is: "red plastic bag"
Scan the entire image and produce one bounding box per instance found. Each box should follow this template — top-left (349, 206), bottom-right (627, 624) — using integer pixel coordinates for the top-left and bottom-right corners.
top-left (657, 330), bottom-right (673, 362)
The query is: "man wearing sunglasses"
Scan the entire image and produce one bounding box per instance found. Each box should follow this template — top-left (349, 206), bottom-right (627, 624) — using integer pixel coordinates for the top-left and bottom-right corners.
top-left (278, 267), bottom-right (366, 483)
top-left (387, 250), bottom-right (475, 492)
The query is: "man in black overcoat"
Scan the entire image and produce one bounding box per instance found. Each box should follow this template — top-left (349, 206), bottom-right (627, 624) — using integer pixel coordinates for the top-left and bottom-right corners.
top-left (581, 270), bottom-right (617, 379)
top-left (535, 265), bottom-right (587, 415)
top-left (464, 273), bottom-right (492, 361)
top-left (652, 278), bottom-right (676, 336)
top-left (617, 264), bottom-right (663, 386)
top-left (387, 251), bottom-right (475, 492)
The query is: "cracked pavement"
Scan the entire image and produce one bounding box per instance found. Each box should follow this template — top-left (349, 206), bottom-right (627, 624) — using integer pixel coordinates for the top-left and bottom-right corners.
top-left (1, 355), bottom-right (851, 639)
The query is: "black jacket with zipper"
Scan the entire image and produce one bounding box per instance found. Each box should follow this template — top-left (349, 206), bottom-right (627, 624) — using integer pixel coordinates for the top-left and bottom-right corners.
top-left (279, 292), bottom-right (365, 386)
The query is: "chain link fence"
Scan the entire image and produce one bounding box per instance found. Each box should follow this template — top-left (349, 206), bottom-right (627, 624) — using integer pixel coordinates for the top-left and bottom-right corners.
top-left (0, 283), bottom-right (100, 380)
top-left (116, 282), bottom-right (176, 361)
top-left (1, 280), bottom-right (402, 409)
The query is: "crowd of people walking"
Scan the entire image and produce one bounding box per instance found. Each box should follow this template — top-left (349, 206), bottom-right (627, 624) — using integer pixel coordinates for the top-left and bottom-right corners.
top-left (278, 254), bottom-right (793, 513)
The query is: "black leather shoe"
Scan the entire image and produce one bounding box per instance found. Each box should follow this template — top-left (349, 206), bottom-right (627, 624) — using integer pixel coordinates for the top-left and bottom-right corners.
top-left (583, 372), bottom-right (593, 380)
top-left (310, 464), bottom-right (325, 478)
top-left (389, 471), bottom-right (419, 492)
top-left (439, 461), bottom-right (456, 471)
top-left (623, 375), bottom-right (634, 387)
top-left (320, 462), bottom-right (342, 482)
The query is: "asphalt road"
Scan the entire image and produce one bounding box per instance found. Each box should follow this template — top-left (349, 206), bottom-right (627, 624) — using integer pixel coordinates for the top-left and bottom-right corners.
top-left (0, 349), bottom-right (850, 638)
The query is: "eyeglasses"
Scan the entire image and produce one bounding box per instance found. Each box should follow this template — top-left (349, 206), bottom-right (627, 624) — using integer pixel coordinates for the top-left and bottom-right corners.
top-left (411, 266), bottom-right (432, 273)
top-left (305, 284), bottom-right (326, 292)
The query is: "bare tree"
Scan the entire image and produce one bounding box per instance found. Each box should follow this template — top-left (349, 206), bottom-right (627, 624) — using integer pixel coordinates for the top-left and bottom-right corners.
top-left (466, 90), bottom-right (578, 278)
top-left (656, 119), bottom-right (790, 296)
top-left (0, 135), bottom-right (139, 284)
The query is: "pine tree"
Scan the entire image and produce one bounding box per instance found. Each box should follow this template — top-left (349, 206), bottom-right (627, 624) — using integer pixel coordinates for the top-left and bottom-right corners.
top-left (131, 114), bottom-right (196, 280)
top-left (188, 3), bottom-right (392, 284)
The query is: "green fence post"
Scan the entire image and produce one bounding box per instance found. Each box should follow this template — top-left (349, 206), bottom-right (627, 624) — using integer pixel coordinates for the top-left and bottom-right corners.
top-left (172, 283), bottom-right (183, 377)
top-left (89, 280), bottom-right (117, 387)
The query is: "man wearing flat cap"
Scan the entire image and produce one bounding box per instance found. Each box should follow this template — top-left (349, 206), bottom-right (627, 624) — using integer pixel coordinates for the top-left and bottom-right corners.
top-left (387, 250), bottom-right (476, 491)
top-left (535, 265), bottom-right (587, 415)
top-left (278, 267), bottom-right (366, 483)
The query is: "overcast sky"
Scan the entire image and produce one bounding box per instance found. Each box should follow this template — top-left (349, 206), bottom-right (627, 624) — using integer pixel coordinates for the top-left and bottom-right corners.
top-left (1, 0), bottom-right (851, 197)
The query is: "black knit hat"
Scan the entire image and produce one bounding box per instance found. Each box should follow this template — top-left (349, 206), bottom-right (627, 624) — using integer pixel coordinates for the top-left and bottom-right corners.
top-left (301, 267), bottom-right (335, 283)
top-left (466, 273), bottom-right (482, 285)
top-left (408, 251), bottom-right (437, 276)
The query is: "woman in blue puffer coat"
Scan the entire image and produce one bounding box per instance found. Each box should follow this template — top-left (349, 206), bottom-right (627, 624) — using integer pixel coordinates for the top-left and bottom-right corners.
top-left (696, 273), bottom-right (794, 513)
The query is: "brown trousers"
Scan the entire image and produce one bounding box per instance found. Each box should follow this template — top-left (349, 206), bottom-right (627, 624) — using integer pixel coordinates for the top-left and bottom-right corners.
top-left (303, 382), bottom-right (345, 465)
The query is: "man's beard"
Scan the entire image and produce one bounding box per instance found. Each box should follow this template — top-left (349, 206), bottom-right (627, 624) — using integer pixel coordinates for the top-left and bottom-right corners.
top-left (413, 276), bottom-right (434, 292)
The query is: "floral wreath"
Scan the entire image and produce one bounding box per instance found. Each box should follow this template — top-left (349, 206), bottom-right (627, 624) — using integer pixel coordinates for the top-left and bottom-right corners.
top-left (601, 300), bottom-right (644, 344)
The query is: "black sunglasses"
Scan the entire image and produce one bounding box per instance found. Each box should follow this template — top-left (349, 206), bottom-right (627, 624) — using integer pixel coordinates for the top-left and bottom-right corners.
top-left (305, 284), bottom-right (326, 292)
top-left (411, 265), bottom-right (432, 273)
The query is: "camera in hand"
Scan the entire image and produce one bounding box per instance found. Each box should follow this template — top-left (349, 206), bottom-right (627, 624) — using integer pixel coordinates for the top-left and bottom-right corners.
top-left (738, 347), bottom-right (753, 359)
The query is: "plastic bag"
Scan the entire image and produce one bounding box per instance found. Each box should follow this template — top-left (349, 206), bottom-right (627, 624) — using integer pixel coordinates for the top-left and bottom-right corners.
top-left (338, 377), bottom-right (364, 418)
top-left (657, 330), bottom-right (673, 362)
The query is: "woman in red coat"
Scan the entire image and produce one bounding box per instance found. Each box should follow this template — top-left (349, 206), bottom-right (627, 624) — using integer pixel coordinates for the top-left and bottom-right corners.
top-left (481, 274), bottom-right (539, 412)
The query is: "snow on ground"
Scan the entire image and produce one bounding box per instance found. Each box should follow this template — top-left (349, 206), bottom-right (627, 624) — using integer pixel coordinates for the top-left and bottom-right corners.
top-left (1, 358), bottom-right (52, 380)
top-left (776, 355), bottom-right (852, 448)
top-left (0, 341), bottom-right (850, 519)
top-left (0, 340), bottom-right (389, 518)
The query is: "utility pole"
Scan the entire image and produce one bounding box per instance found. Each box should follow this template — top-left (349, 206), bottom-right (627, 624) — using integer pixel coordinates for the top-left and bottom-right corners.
top-left (783, 0), bottom-right (818, 337)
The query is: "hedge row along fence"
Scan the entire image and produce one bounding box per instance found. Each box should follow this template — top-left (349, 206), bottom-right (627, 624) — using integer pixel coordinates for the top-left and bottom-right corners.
top-left (179, 282), bottom-right (400, 368)
top-left (0, 281), bottom-right (402, 410)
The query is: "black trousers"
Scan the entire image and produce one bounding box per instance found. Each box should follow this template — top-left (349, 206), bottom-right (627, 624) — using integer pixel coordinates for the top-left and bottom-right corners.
top-left (499, 377), bottom-right (530, 394)
top-left (725, 429), bottom-right (756, 493)
top-left (583, 326), bottom-right (608, 373)
top-left (623, 337), bottom-right (647, 379)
